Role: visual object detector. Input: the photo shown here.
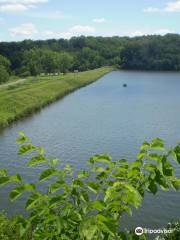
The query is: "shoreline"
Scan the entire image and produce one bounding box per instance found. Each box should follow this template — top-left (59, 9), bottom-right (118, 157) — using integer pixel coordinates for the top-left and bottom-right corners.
top-left (0, 67), bottom-right (114, 128)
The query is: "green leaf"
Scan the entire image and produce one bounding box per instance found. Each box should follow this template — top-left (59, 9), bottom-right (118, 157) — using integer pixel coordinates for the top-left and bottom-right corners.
top-left (73, 179), bottom-right (84, 188)
top-left (104, 182), bottom-right (122, 202)
top-left (10, 184), bottom-right (35, 201)
top-left (137, 150), bottom-right (147, 160)
top-left (151, 138), bottom-right (164, 150)
top-left (171, 179), bottom-right (180, 191)
top-left (130, 160), bottom-right (142, 169)
top-left (16, 132), bottom-right (30, 144)
top-left (25, 193), bottom-right (41, 210)
top-left (162, 161), bottom-right (174, 177)
top-left (122, 205), bottom-right (132, 216)
top-left (10, 174), bottom-right (22, 183)
top-left (50, 158), bottom-right (59, 167)
top-left (78, 170), bottom-right (89, 178)
top-left (93, 166), bottom-right (106, 173)
top-left (96, 154), bottom-right (112, 163)
top-left (0, 177), bottom-right (9, 186)
top-left (147, 180), bottom-right (158, 194)
top-left (91, 200), bottom-right (105, 211)
top-left (37, 147), bottom-right (45, 155)
top-left (0, 169), bottom-right (8, 177)
top-left (14, 216), bottom-right (29, 237)
top-left (49, 181), bottom-right (64, 193)
top-left (107, 201), bottom-right (122, 213)
top-left (71, 211), bottom-right (82, 222)
top-left (28, 155), bottom-right (47, 167)
top-left (140, 141), bottom-right (150, 150)
top-left (117, 159), bottom-right (128, 165)
top-left (127, 169), bottom-right (140, 178)
top-left (64, 164), bottom-right (72, 173)
top-left (88, 154), bottom-right (111, 164)
top-left (173, 146), bottom-right (180, 164)
top-left (39, 168), bottom-right (58, 181)
top-left (170, 149), bottom-right (178, 164)
top-left (80, 219), bottom-right (98, 240)
top-left (18, 144), bottom-right (36, 155)
top-left (144, 163), bottom-right (156, 172)
top-left (97, 214), bottom-right (116, 236)
top-left (80, 190), bottom-right (89, 202)
top-left (87, 182), bottom-right (100, 194)
top-left (123, 184), bottom-right (143, 208)
top-left (155, 171), bottom-right (169, 191)
top-left (148, 153), bottom-right (161, 161)
top-left (49, 195), bottom-right (63, 207)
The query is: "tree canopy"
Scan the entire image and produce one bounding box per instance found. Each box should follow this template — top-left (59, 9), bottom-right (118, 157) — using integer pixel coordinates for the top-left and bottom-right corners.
top-left (0, 34), bottom-right (180, 76)
top-left (0, 54), bottom-right (10, 83)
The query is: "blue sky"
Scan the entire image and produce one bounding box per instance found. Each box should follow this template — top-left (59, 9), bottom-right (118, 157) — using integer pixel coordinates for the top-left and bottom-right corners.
top-left (0, 0), bottom-right (179, 42)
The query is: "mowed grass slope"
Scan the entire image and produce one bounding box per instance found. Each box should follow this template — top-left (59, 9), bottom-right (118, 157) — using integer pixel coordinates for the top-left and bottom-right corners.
top-left (0, 67), bottom-right (113, 127)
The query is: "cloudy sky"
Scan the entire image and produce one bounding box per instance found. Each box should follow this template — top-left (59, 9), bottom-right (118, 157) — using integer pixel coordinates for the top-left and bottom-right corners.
top-left (0, 0), bottom-right (179, 41)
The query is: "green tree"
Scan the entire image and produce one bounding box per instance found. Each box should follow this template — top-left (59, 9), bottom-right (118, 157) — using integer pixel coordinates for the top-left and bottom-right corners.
top-left (40, 50), bottom-right (58, 74)
top-left (56, 52), bottom-right (74, 73)
top-left (0, 54), bottom-right (10, 71)
top-left (23, 49), bottom-right (42, 76)
top-left (0, 65), bottom-right (9, 83)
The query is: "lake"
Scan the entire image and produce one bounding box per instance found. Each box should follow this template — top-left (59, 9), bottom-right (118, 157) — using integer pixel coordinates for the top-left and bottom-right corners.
top-left (0, 70), bottom-right (180, 232)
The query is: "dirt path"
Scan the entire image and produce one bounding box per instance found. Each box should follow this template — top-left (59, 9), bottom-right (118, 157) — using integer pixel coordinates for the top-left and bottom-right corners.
top-left (0, 78), bottom-right (27, 89)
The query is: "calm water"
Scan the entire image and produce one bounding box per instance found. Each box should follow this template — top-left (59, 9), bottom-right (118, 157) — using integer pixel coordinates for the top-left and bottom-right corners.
top-left (0, 71), bottom-right (180, 231)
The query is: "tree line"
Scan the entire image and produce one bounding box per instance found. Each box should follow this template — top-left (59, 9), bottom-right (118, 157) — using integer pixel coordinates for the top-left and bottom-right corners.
top-left (0, 34), bottom-right (180, 83)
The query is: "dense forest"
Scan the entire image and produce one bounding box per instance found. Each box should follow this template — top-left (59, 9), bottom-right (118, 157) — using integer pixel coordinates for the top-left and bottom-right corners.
top-left (0, 34), bottom-right (180, 82)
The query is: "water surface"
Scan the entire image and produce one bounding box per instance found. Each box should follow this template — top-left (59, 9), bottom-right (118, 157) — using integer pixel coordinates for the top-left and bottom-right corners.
top-left (0, 70), bottom-right (180, 231)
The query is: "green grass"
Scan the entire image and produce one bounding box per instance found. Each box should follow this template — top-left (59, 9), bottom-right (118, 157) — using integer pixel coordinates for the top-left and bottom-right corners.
top-left (0, 67), bottom-right (114, 127)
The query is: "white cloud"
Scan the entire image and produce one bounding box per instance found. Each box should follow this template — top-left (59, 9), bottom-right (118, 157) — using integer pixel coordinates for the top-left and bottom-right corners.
top-left (43, 25), bottom-right (96, 39)
top-left (9, 23), bottom-right (38, 36)
top-left (0, 0), bottom-right (47, 3)
top-left (93, 18), bottom-right (106, 23)
top-left (154, 28), bottom-right (175, 34)
top-left (43, 31), bottom-right (73, 39)
top-left (30, 11), bottom-right (71, 19)
top-left (165, 0), bottom-right (180, 12)
top-left (70, 25), bottom-right (95, 34)
top-left (143, 7), bottom-right (161, 13)
top-left (129, 29), bottom-right (175, 37)
top-left (129, 31), bottom-right (145, 37)
top-left (144, 1), bottom-right (180, 13)
top-left (0, 0), bottom-right (48, 12)
top-left (0, 3), bottom-right (28, 12)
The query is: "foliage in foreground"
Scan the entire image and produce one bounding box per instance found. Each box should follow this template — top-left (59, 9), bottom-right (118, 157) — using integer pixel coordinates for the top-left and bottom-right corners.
top-left (156, 222), bottom-right (180, 240)
top-left (0, 133), bottom-right (180, 239)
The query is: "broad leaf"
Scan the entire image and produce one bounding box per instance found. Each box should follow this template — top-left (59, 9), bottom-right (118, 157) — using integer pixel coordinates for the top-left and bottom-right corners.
top-left (10, 184), bottom-right (35, 201)
top-left (39, 168), bottom-right (58, 181)
top-left (151, 138), bottom-right (164, 150)
top-left (18, 144), bottom-right (36, 155)
top-left (28, 155), bottom-right (47, 167)
top-left (0, 177), bottom-right (9, 186)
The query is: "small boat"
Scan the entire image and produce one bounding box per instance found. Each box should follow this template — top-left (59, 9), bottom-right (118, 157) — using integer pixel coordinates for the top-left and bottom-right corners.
top-left (123, 84), bottom-right (127, 87)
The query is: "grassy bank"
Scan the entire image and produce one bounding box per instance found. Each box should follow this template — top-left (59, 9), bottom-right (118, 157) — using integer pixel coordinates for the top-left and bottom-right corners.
top-left (0, 67), bottom-right (113, 127)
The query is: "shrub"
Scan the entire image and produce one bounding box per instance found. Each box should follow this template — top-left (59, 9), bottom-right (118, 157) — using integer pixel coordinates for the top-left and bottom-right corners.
top-left (0, 133), bottom-right (180, 239)
top-left (156, 222), bottom-right (180, 240)
top-left (0, 65), bottom-right (9, 84)
top-left (0, 213), bottom-right (32, 240)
